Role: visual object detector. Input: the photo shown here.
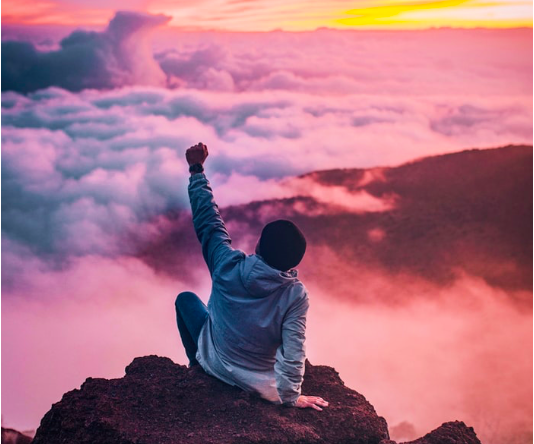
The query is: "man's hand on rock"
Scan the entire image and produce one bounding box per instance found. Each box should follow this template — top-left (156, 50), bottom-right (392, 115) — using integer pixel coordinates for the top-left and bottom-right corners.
top-left (295, 395), bottom-right (329, 411)
top-left (186, 142), bottom-right (209, 166)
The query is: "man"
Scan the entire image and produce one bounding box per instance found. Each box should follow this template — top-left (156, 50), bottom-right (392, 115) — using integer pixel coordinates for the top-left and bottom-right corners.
top-left (175, 142), bottom-right (328, 411)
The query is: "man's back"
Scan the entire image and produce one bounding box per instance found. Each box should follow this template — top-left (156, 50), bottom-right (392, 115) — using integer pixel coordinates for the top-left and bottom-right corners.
top-left (179, 142), bottom-right (328, 411)
top-left (209, 253), bottom-right (307, 369)
top-left (188, 172), bottom-right (309, 404)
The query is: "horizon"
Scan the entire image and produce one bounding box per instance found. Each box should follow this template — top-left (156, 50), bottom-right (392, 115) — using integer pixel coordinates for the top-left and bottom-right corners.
top-left (2, 22), bottom-right (533, 31)
top-left (2, 0), bottom-right (532, 30)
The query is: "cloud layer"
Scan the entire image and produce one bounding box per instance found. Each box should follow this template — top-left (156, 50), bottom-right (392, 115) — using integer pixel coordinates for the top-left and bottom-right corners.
top-left (2, 74), bottom-right (531, 273)
top-left (3, 19), bottom-right (533, 99)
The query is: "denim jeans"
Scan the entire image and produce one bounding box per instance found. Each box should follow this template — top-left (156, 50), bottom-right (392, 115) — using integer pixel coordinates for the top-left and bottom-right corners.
top-left (175, 291), bottom-right (209, 366)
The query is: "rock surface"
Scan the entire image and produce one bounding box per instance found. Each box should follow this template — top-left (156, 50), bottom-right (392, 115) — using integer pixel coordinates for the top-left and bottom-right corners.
top-left (32, 356), bottom-right (481, 444)
top-left (402, 421), bottom-right (480, 444)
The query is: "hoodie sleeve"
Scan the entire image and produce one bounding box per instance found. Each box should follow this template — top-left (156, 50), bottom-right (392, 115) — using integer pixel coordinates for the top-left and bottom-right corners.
top-left (274, 291), bottom-right (309, 406)
top-left (188, 173), bottom-right (237, 275)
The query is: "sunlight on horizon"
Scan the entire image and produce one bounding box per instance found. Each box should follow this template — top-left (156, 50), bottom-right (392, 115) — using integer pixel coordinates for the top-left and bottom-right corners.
top-left (1, 0), bottom-right (532, 30)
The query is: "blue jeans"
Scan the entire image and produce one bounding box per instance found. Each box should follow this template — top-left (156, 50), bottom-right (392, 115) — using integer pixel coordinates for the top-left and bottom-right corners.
top-left (175, 292), bottom-right (208, 366)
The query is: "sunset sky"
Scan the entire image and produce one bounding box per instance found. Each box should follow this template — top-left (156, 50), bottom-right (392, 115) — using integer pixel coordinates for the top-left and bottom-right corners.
top-left (2, 0), bottom-right (532, 30)
top-left (1, 0), bottom-right (532, 443)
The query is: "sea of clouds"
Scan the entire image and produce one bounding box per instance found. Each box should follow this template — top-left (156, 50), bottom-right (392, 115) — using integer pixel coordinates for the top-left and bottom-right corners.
top-left (1, 11), bottom-right (532, 443)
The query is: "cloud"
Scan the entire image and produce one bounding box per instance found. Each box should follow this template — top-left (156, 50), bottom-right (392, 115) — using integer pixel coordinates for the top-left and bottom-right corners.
top-left (2, 242), bottom-right (531, 444)
top-left (305, 265), bottom-right (533, 444)
top-left (289, 177), bottom-right (396, 213)
top-left (1, 83), bottom-right (530, 270)
top-left (1, 11), bottom-right (170, 93)
top-left (209, 173), bottom-right (396, 213)
top-left (151, 27), bottom-right (532, 96)
top-left (1, 253), bottom-right (202, 430)
top-left (430, 103), bottom-right (533, 140)
top-left (156, 44), bottom-right (236, 91)
top-left (3, 23), bottom-right (532, 100)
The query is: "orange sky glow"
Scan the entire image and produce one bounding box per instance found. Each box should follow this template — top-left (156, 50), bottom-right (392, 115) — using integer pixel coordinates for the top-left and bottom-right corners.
top-left (1, 0), bottom-right (532, 30)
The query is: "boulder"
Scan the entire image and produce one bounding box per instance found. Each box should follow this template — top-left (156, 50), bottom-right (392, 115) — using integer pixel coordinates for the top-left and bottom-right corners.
top-left (402, 421), bottom-right (480, 444)
top-left (32, 356), bottom-right (480, 444)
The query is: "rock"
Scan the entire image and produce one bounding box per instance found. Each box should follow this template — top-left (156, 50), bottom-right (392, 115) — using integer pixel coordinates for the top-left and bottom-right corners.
top-left (402, 421), bottom-right (480, 444)
top-left (31, 356), bottom-right (480, 444)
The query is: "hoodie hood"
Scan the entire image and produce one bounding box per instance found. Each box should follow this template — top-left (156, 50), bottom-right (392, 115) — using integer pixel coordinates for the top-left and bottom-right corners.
top-left (240, 254), bottom-right (299, 298)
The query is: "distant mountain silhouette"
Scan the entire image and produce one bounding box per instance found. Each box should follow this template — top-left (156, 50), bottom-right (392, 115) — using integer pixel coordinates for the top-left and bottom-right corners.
top-left (292, 144), bottom-right (533, 296)
top-left (135, 145), bottom-right (532, 303)
top-left (1, 427), bottom-right (33, 444)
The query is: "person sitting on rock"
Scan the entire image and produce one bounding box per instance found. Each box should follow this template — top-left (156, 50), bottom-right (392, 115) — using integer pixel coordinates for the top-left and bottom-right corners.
top-left (175, 142), bottom-right (329, 411)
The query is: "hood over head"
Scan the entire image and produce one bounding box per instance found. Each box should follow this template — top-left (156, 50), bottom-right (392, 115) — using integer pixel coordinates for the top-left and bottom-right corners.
top-left (240, 254), bottom-right (299, 298)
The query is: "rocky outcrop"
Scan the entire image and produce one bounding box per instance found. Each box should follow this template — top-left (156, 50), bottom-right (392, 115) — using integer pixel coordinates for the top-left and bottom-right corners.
top-left (402, 421), bottom-right (480, 444)
top-left (32, 356), bottom-right (480, 444)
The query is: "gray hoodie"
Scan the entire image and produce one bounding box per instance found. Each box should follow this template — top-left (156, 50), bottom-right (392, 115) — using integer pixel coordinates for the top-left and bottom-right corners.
top-left (188, 173), bottom-right (309, 405)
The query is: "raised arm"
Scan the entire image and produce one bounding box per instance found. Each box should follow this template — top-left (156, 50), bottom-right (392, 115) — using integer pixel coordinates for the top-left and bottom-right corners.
top-left (186, 143), bottom-right (235, 275)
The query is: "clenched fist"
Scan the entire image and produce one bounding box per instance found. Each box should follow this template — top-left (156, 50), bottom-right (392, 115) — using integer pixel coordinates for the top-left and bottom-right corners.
top-left (186, 142), bottom-right (209, 166)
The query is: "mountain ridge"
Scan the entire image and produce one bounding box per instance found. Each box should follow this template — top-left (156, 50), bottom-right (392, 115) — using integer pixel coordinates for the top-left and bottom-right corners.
top-left (136, 144), bottom-right (532, 300)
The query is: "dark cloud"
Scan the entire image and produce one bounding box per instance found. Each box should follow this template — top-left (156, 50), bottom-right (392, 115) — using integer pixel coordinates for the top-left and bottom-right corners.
top-left (1, 11), bottom-right (170, 93)
top-left (430, 104), bottom-right (505, 136)
top-left (352, 115), bottom-right (392, 127)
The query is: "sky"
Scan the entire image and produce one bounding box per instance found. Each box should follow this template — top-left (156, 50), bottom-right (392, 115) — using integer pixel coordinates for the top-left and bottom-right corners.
top-left (1, 2), bottom-right (532, 443)
top-left (1, 0), bottom-right (533, 30)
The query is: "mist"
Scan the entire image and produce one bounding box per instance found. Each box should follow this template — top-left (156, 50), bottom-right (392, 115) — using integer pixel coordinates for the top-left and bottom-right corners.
top-left (2, 246), bottom-right (531, 444)
top-left (305, 267), bottom-right (532, 444)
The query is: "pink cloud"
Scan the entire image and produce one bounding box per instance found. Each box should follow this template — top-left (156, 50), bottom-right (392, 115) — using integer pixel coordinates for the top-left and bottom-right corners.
top-left (288, 177), bottom-right (397, 213)
top-left (2, 254), bottom-right (201, 431)
top-left (306, 268), bottom-right (532, 444)
top-left (2, 247), bottom-right (531, 444)
top-left (153, 27), bottom-right (532, 96)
